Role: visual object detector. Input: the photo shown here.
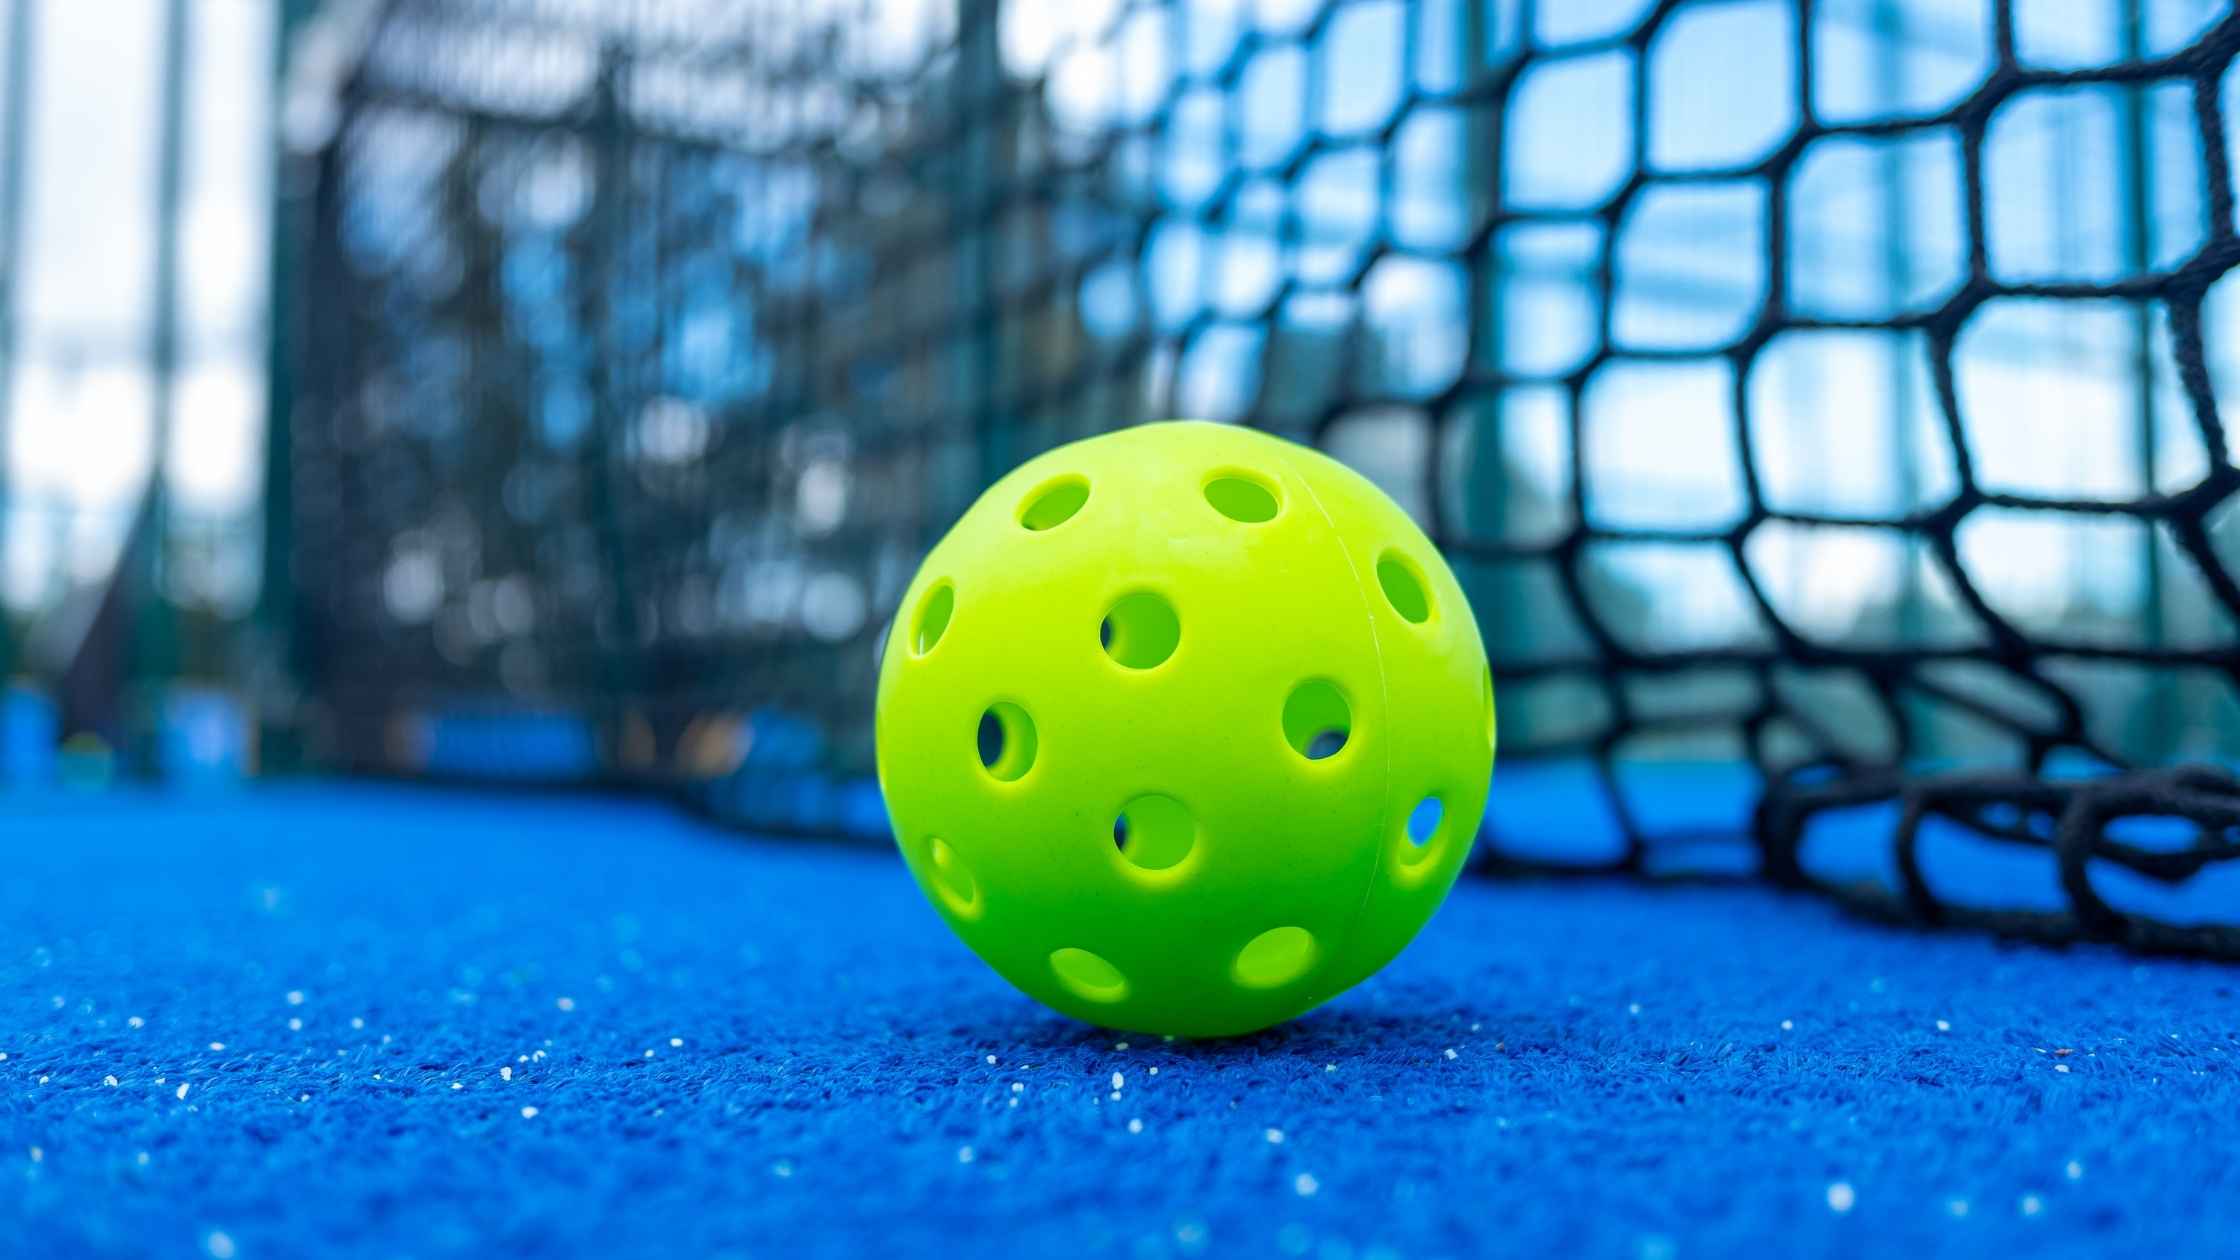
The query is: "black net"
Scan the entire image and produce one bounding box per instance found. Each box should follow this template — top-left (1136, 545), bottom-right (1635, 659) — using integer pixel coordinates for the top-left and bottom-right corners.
top-left (284, 0), bottom-right (2240, 956)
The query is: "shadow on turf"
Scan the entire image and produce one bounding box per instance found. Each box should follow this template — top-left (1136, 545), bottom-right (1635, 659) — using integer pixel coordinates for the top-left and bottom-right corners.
top-left (950, 1000), bottom-right (1491, 1058)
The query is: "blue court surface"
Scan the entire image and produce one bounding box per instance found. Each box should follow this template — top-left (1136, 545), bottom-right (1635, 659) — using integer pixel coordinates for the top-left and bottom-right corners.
top-left (6, 782), bottom-right (2239, 1258)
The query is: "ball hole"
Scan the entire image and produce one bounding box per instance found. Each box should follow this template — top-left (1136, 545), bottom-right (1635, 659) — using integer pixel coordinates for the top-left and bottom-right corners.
top-left (913, 582), bottom-right (955, 656)
top-left (1020, 475), bottom-right (1090, 531)
top-left (925, 837), bottom-right (981, 917)
top-left (977, 702), bottom-right (1038, 782)
top-left (1049, 947), bottom-right (1128, 1003)
top-left (1113, 793), bottom-right (1195, 872)
top-left (1406, 796), bottom-right (1444, 847)
top-left (1204, 472), bottom-right (1279, 523)
top-left (1100, 591), bottom-right (1180, 670)
top-left (1232, 926), bottom-right (1316, 989)
top-left (1282, 679), bottom-right (1352, 762)
top-left (1376, 551), bottom-right (1432, 624)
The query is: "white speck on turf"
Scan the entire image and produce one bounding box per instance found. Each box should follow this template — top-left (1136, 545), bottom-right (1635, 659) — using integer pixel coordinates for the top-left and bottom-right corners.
top-left (208, 1042), bottom-right (225, 1052)
top-left (38, 1075), bottom-right (49, 1084)
top-left (772, 1160), bottom-right (794, 1178)
top-left (104, 1076), bottom-right (118, 1087)
top-left (28, 1147), bottom-right (41, 1163)
top-left (520, 1106), bottom-right (539, 1119)
top-left (1948, 1198), bottom-right (1970, 1218)
top-left (1265, 1128), bottom-right (1285, 1144)
top-left (1111, 1072), bottom-right (1124, 1090)
top-left (298, 1093), bottom-right (309, 1102)
top-left (1826, 1182), bottom-right (1856, 1213)
top-left (1109, 1091), bottom-right (1121, 1102)
top-left (136, 1152), bottom-right (149, 1166)
top-left (176, 1083), bottom-right (190, 1101)
top-left (1781, 1020), bottom-right (1794, 1031)
top-left (556, 997), bottom-right (575, 1012)
top-left (286, 991), bottom-right (305, 1006)
top-left (206, 1231), bottom-right (237, 1259)
top-left (644, 1050), bottom-right (655, 1059)
top-left (1628, 1003), bottom-right (1641, 1016)
top-left (1444, 1048), bottom-right (1458, 1060)
top-left (350, 1017), bottom-right (365, 1030)
top-left (1294, 1173), bottom-right (1318, 1197)
top-left (2055, 1064), bottom-right (2071, 1074)
top-left (669, 1038), bottom-right (682, 1048)
top-left (1324, 1064), bottom-right (1336, 1073)
top-left (1011, 1082), bottom-right (1024, 1093)
top-left (1148, 1067), bottom-right (1158, 1076)
top-left (2021, 1194), bottom-right (2044, 1216)
top-left (984, 1054), bottom-right (997, 1065)
top-left (1936, 1019), bottom-right (1951, 1032)
top-left (287, 1018), bottom-right (302, 1032)
top-left (127, 1018), bottom-right (144, 1030)
top-left (517, 1055), bottom-right (528, 1063)
top-left (957, 1146), bottom-right (975, 1164)
top-left (2065, 1160), bottom-right (2084, 1180)
top-left (1128, 1118), bottom-right (1143, 1134)
top-left (451, 1082), bottom-right (463, 1090)
top-left (501, 1066), bottom-right (513, 1081)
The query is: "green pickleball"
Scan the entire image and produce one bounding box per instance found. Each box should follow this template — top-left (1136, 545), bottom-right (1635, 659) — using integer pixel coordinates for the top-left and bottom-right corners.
top-left (874, 421), bottom-right (1496, 1037)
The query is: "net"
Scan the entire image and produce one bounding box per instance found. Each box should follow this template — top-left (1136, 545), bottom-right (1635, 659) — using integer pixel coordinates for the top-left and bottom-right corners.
top-left (282, 0), bottom-right (2240, 957)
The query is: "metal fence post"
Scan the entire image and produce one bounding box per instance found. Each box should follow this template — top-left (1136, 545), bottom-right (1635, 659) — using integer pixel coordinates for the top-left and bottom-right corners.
top-left (0, 0), bottom-right (33, 683)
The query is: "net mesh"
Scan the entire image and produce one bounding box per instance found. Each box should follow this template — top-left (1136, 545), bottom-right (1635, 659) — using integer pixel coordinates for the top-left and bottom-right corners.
top-left (285, 0), bottom-right (2240, 956)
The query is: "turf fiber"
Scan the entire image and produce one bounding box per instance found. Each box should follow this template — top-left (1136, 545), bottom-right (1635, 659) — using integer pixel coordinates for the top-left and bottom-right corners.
top-left (5, 782), bottom-right (2239, 1258)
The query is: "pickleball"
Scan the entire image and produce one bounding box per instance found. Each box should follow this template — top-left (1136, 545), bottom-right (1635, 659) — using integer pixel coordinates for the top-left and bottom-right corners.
top-left (875, 421), bottom-right (1495, 1036)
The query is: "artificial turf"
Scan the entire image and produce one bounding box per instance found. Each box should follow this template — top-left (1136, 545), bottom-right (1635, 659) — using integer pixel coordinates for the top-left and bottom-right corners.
top-left (4, 782), bottom-right (2238, 1257)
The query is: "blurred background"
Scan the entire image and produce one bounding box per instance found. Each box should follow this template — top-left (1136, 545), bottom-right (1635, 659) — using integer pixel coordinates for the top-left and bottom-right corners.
top-left (0, 0), bottom-right (282, 782)
top-left (3, 0), bottom-right (2237, 887)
